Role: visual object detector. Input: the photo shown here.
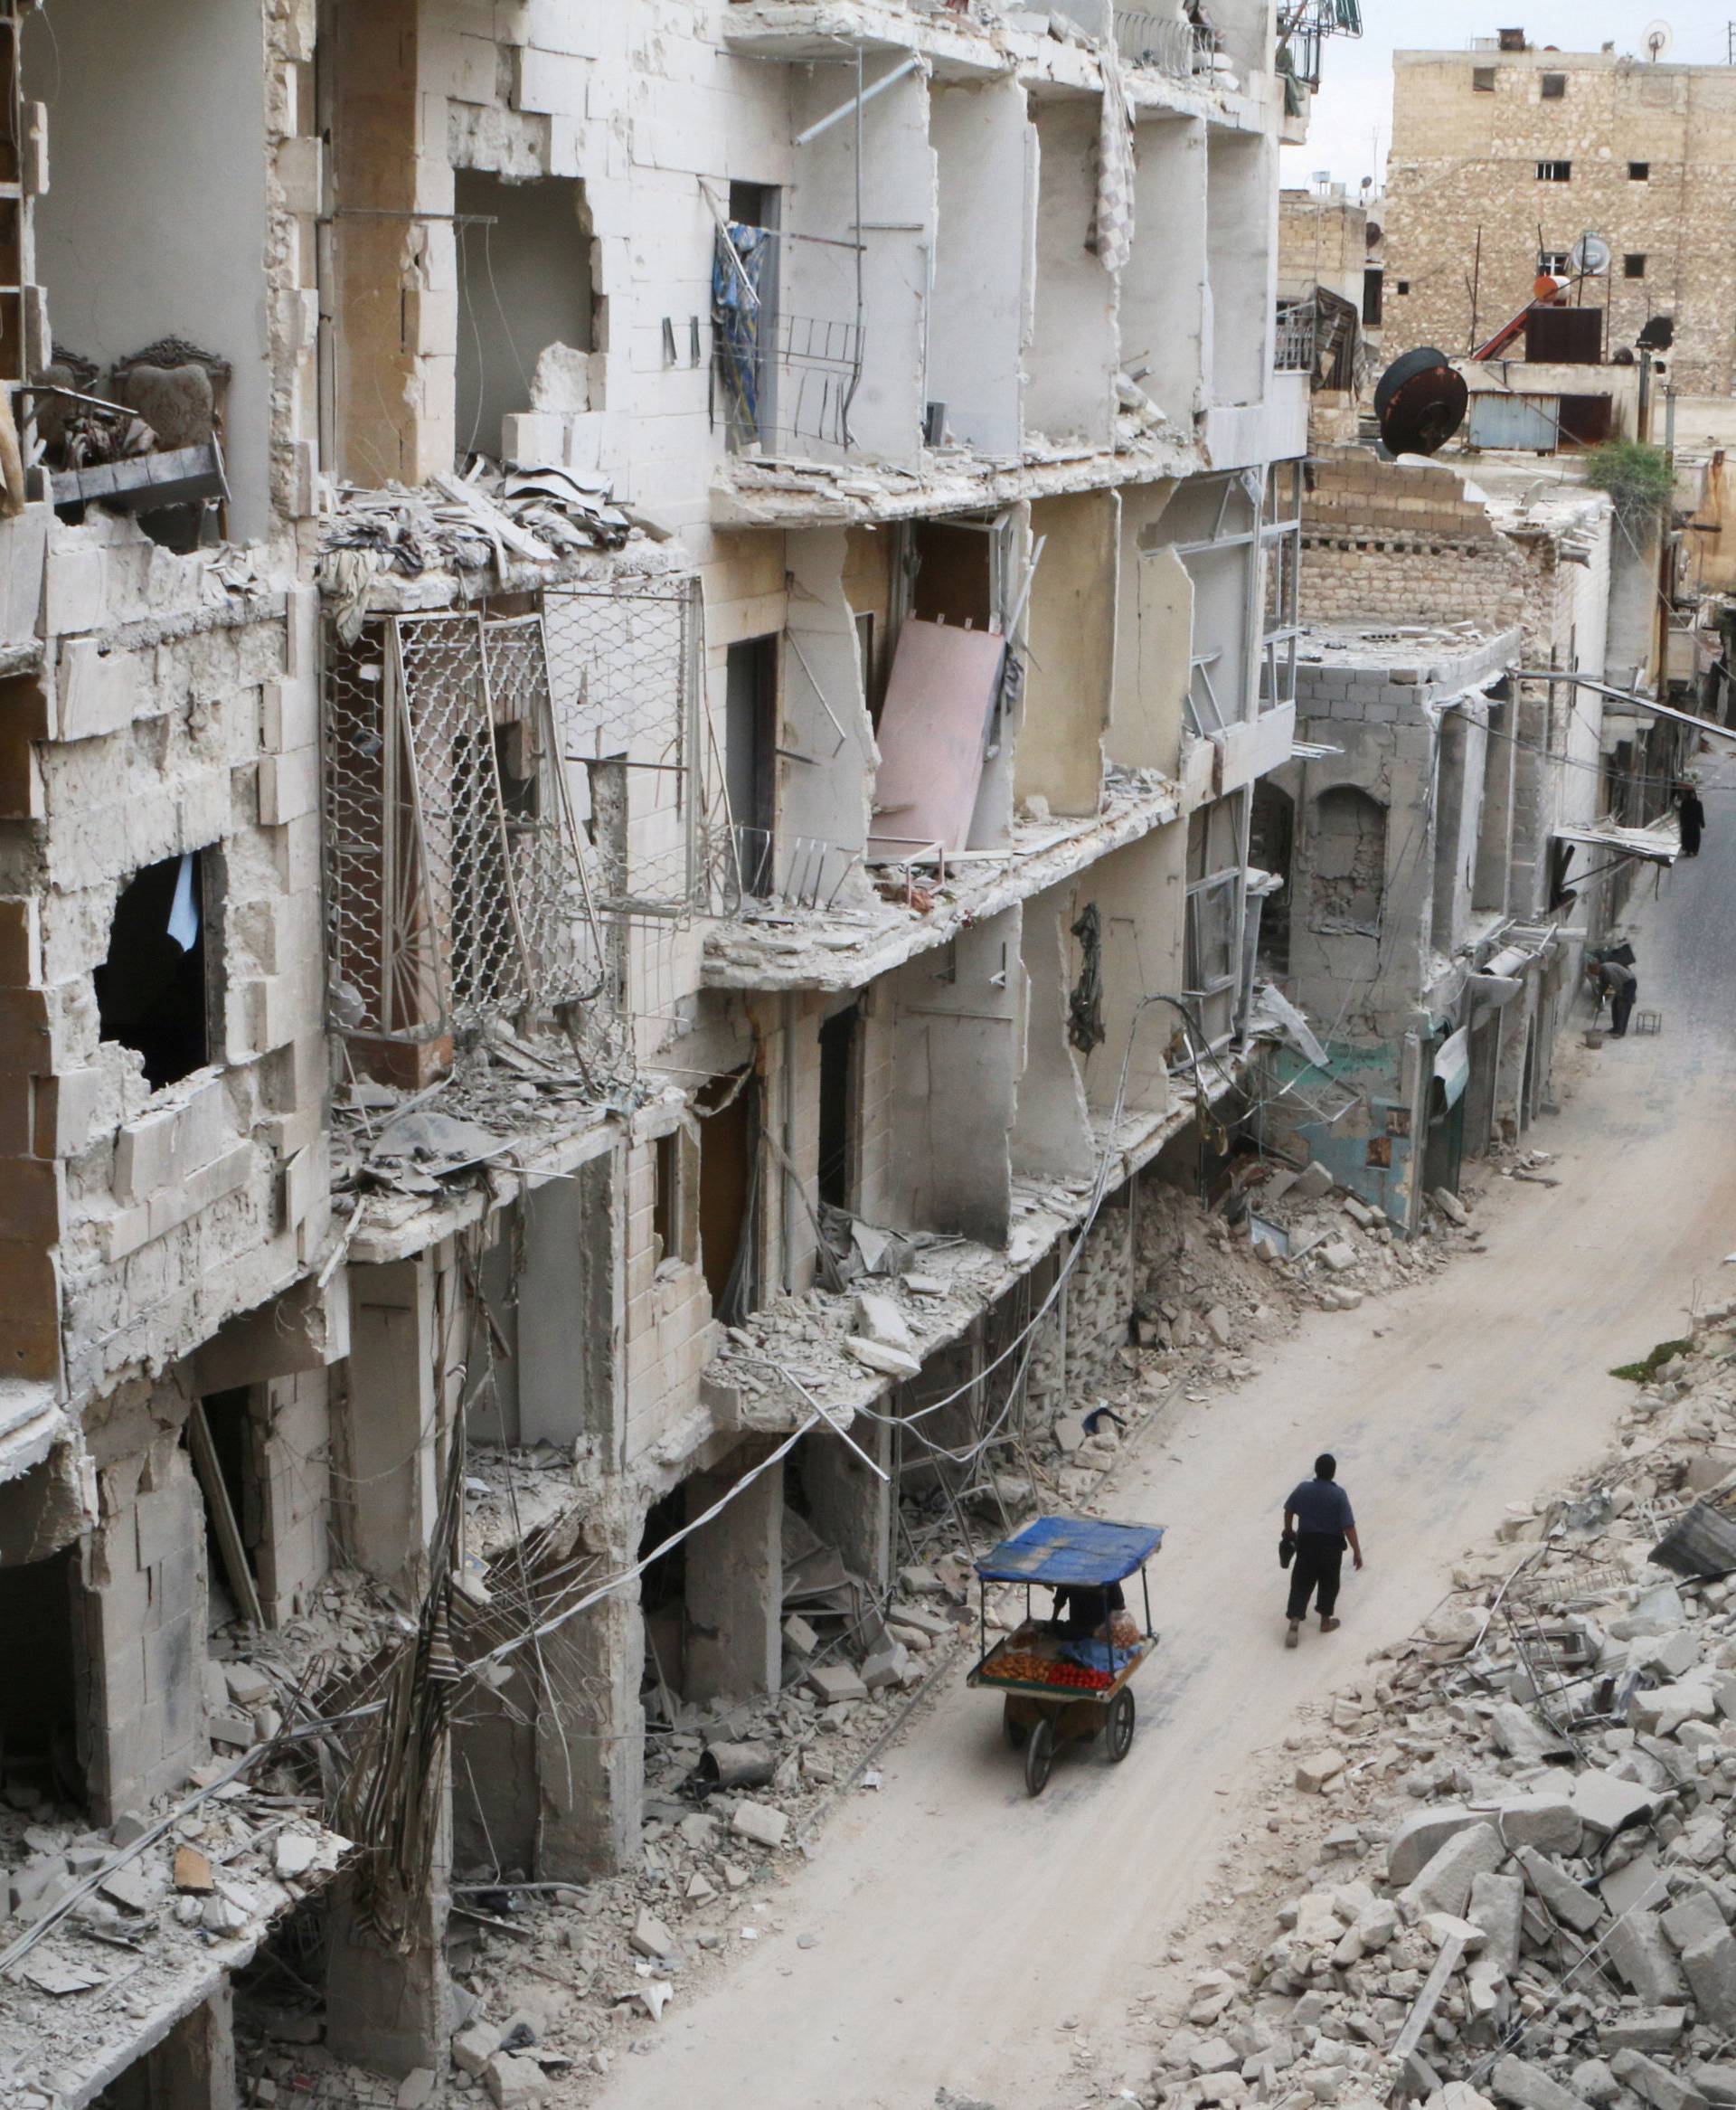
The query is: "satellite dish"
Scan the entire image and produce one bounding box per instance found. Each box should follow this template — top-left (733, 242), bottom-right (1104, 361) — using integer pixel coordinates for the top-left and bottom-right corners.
top-left (1644, 19), bottom-right (1673, 60)
top-left (1570, 232), bottom-right (1612, 276)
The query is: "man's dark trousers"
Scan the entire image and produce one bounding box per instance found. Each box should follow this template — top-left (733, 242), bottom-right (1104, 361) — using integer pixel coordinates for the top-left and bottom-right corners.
top-left (1287, 1531), bottom-right (1344, 1621)
top-left (1611, 982), bottom-right (1637, 1036)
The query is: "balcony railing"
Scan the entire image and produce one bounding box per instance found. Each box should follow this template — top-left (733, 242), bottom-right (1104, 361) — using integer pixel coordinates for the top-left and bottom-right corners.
top-left (1112, 8), bottom-right (1214, 79)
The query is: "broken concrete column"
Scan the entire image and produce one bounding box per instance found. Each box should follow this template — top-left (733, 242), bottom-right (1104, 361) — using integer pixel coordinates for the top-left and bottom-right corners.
top-left (325, 1762), bottom-right (451, 2080)
top-left (146, 1981), bottom-right (237, 2109)
top-left (343, 1259), bottom-right (439, 1590)
top-left (799, 1416), bottom-right (893, 1592)
top-left (684, 1444), bottom-right (782, 1706)
top-left (82, 1423), bottom-right (207, 1823)
top-left (536, 1511), bottom-right (644, 1880)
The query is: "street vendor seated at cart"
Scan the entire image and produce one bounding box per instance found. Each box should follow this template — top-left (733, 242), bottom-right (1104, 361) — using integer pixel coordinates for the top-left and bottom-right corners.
top-left (1050, 1581), bottom-right (1127, 1633)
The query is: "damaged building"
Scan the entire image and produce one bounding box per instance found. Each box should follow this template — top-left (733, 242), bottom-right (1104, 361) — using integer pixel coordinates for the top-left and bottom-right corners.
top-left (0, 0), bottom-right (1363, 2100)
top-left (1251, 444), bottom-right (1690, 1229)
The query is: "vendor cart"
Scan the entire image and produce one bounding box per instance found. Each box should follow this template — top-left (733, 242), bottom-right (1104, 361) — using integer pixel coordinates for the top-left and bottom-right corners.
top-left (966, 1515), bottom-right (1165, 1796)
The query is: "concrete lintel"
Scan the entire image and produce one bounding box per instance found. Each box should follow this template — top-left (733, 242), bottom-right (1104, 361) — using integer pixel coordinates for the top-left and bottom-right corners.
top-left (709, 431), bottom-right (1203, 534)
top-left (64, 1947), bottom-right (255, 2110)
top-left (701, 1072), bottom-right (1236, 1434)
top-left (702, 777), bottom-right (1183, 995)
top-left (348, 1105), bottom-right (620, 1266)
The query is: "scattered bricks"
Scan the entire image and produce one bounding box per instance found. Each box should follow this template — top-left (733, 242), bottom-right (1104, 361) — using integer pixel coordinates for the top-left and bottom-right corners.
top-left (1571, 1768), bottom-right (1663, 1839)
top-left (484, 2051), bottom-right (551, 2108)
top-left (1320, 1241), bottom-right (1357, 1273)
top-left (1431, 1187), bottom-right (1469, 1226)
top-left (853, 1292), bottom-right (913, 1354)
top-left (1609, 2049), bottom-right (1708, 2110)
top-left (1606, 1911), bottom-right (1689, 2006)
top-left (1637, 1629), bottom-right (1703, 1680)
top-left (1630, 1681), bottom-right (1718, 1736)
top-left (1470, 1869), bottom-right (1524, 1975)
top-left (1389, 1804), bottom-right (1486, 1886)
top-left (173, 1845), bottom-right (213, 1894)
top-left (630, 1909), bottom-right (676, 1959)
top-left (782, 1613), bottom-right (818, 1656)
top-left (843, 1335), bottom-right (920, 1380)
top-left (1291, 1161), bottom-right (1335, 1201)
top-left (1493, 2053), bottom-right (1599, 2110)
top-left (1517, 1846), bottom-right (1604, 1934)
top-left (806, 1664), bottom-right (867, 1706)
top-left (1683, 1930), bottom-right (1736, 2031)
top-left (1483, 1792), bottom-right (1581, 1855)
top-left (862, 1642), bottom-right (912, 1689)
top-left (1663, 1889), bottom-right (1728, 1953)
top-left (1294, 1749), bottom-right (1347, 1793)
top-left (1609, 1586), bottom-right (1687, 1641)
top-left (452, 2021), bottom-right (496, 2078)
top-left (1400, 1821), bottom-right (1505, 1919)
top-left (1603, 2014), bottom-right (1689, 2054)
top-left (1604, 1855), bottom-right (1670, 1919)
top-left (1691, 2070), bottom-right (1736, 2107)
top-left (731, 1802), bottom-right (788, 1850)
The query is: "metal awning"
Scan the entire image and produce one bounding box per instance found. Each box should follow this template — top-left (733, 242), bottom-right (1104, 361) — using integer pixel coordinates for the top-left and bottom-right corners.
top-left (975, 1517), bottom-right (1165, 1587)
top-left (1552, 821), bottom-right (1680, 869)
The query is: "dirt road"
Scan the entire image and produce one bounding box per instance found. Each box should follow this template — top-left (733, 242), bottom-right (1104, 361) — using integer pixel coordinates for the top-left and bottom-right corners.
top-left (593, 765), bottom-right (1736, 2110)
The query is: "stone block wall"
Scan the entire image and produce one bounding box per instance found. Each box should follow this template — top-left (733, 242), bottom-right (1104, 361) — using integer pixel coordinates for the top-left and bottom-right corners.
top-left (1382, 50), bottom-right (1736, 393)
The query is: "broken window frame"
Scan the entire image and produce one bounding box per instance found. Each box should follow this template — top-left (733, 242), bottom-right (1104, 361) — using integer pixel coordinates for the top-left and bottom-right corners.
top-left (1260, 461), bottom-right (1303, 716)
top-left (542, 578), bottom-right (708, 923)
top-left (323, 606), bottom-right (609, 1048)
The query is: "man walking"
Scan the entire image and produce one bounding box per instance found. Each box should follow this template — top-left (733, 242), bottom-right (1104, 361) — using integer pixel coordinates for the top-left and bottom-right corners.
top-left (1283, 1453), bottom-right (1363, 1647)
top-left (1676, 783), bottom-right (1707, 858)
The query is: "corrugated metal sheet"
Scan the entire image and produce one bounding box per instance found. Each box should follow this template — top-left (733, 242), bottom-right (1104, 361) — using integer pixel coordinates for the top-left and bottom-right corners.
top-left (1552, 819), bottom-right (1679, 866)
top-left (1468, 393), bottom-right (1561, 450)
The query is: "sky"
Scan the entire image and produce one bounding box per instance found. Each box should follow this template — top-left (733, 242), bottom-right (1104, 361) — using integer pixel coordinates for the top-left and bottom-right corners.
top-left (1277, 1), bottom-right (1732, 193)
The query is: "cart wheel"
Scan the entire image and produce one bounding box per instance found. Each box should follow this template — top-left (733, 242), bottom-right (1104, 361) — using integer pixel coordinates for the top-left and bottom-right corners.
top-left (1107, 1687), bottom-right (1136, 1764)
top-left (1003, 1700), bottom-right (1028, 1751)
top-left (1024, 1717), bottom-right (1055, 1797)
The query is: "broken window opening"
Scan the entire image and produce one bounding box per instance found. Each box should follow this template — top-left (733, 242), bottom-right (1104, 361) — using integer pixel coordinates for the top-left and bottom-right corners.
top-left (1471, 65), bottom-right (1496, 90)
top-left (697, 1066), bottom-right (760, 1322)
top-left (638, 1486), bottom-right (690, 1720)
top-left (189, 1388), bottom-right (265, 1630)
top-left (0, 1547), bottom-right (83, 1813)
top-left (724, 634), bottom-right (778, 898)
top-left (454, 170), bottom-right (595, 468)
top-left (713, 184), bottom-right (784, 453)
top-left (1308, 784), bottom-right (1387, 933)
top-left (22, 0), bottom-right (267, 535)
top-left (1540, 71), bottom-right (1566, 98)
top-left (1250, 780), bottom-right (1295, 978)
top-left (816, 1002), bottom-right (862, 1210)
top-left (653, 1128), bottom-right (697, 1268)
top-left (95, 850), bottom-right (213, 1092)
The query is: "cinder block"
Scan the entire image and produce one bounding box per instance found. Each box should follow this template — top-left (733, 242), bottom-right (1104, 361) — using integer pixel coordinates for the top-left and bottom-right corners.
top-left (276, 135), bottom-right (326, 217)
top-left (42, 538), bottom-right (107, 636)
top-left (0, 1152), bottom-right (61, 1241)
top-left (0, 1236), bottom-right (61, 1381)
top-left (115, 1105), bottom-right (183, 1204)
top-left (33, 1066), bottom-right (101, 1159)
top-left (56, 639), bottom-right (141, 742)
top-left (259, 746), bottom-right (319, 827)
top-left (0, 895), bottom-right (39, 986)
top-left (514, 43), bottom-right (593, 115)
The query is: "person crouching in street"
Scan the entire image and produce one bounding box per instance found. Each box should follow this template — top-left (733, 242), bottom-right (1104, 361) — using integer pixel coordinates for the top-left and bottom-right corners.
top-left (1587, 956), bottom-right (1638, 1037)
top-left (1283, 1453), bottom-right (1363, 1648)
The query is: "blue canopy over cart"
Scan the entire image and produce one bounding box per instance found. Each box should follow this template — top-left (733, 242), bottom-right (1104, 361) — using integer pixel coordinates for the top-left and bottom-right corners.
top-left (967, 1516), bottom-right (1165, 1795)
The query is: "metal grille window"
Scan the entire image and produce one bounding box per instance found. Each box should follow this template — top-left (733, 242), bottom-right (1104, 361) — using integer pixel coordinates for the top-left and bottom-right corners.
top-left (1273, 301), bottom-right (1315, 373)
top-left (541, 581), bottom-right (707, 922)
top-left (324, 610), bottom-right (605, 1046)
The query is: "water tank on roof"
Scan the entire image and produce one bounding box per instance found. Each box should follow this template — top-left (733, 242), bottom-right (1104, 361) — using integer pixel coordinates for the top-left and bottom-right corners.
top-left (1373, 347), bottom-right (1467, 457)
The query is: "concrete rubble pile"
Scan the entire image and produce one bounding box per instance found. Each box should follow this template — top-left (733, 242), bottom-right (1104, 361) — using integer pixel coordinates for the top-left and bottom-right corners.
top-left (0, 1772), bottom-right (352, 2109)
top-left (1148, 1297), bottom-right (1736, 2110)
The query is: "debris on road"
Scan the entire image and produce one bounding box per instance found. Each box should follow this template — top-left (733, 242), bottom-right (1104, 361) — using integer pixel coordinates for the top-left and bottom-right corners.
top-left (1147, 1296), bottom-right (1736, 2110)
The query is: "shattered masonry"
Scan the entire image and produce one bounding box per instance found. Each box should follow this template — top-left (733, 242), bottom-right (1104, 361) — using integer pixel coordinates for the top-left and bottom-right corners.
top-left (0, 0), bottom-right (1677, 2104)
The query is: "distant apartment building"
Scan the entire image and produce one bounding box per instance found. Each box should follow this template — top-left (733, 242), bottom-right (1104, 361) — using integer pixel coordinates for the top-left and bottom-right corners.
top-left (1382, 29), bottom-right (1736, 393)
